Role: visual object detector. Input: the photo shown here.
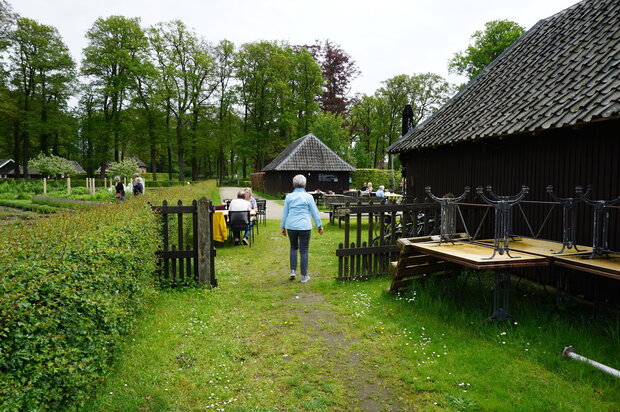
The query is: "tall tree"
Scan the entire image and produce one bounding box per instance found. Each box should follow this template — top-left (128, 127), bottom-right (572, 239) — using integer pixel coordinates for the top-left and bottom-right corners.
top-left (306, 40), bottom-right (359, 116)
top-left (150, 20), bottom-right (212, 181)
top-left (9, 17), bottom-right (75, 176)
top-left (82, 16), bottom-right (147, 170)
top-left (213, 39), bottom-right (236, 183)
top-left (449, 19), bottom-right (525, 81)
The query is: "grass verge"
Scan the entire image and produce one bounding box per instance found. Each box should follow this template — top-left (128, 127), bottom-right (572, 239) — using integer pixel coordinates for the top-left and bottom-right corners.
top-left (88, 217), bottom-right (620, 411)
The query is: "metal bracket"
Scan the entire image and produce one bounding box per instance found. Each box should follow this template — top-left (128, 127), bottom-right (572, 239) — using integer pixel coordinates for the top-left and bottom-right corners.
top-left (476, 185), bottom-right (529, 260)
top-left (425, 186), bottom-right (471, 244)
top-left (546, 184), bottom-right (591, 254)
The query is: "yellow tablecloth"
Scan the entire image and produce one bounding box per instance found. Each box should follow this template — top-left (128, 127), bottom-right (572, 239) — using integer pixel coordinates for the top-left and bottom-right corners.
top-left (212, 211), bottom-right (228, 243)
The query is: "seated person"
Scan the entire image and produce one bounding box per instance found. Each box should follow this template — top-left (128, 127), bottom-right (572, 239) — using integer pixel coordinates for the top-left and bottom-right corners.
top-left (244, 187), bottom-right (257, 211)
top-left (228, 191), bottom-right (251, 245)
top-left (376, 185), bottom-right (387, 204)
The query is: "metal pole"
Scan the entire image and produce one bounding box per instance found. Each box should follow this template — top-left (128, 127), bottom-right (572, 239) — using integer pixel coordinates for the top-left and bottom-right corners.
top-left (562, 346), bottom-right (620, 379)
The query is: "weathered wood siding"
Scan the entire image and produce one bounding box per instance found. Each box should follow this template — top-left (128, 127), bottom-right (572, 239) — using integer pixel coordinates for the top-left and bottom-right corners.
top-left (399, 118), bottom-right (620, 300)
top-left (264, 171), bottom-right (351, 196)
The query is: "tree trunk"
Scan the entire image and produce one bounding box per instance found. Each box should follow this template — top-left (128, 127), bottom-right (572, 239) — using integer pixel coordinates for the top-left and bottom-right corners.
top-left (176, 120), bottom-right (184, 182)
top-left (13, 119), bottom-right (20, 178)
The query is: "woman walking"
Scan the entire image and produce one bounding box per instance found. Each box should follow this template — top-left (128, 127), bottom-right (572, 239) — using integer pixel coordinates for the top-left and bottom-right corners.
top-left (281, 174), bottom-right (324, 282)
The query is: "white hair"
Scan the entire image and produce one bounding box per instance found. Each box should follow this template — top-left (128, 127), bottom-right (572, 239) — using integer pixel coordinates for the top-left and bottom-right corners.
top-left (114, 176), bottom-right (120, 181)
top-left (292, 174), bottom-right (307, 188)
top-left (379, 185), bottom-right (385, 190)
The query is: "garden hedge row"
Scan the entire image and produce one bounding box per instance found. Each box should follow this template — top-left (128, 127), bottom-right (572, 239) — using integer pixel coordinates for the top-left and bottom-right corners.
top-left (351, 169), bottom-right (402, 191)
top-left (0, 200), bottom-right (161, 410)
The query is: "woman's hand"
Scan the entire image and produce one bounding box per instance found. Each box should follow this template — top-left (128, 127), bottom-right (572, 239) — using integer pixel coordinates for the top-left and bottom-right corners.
top-left (318, 226), bottom-right (324, 235)
top-left (281, 228), bottom-right (287, 237)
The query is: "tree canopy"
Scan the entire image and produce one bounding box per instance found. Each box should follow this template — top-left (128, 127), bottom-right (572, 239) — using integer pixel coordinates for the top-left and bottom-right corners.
top-left (448, 19), bottom-right (525, 81)
top-left (0, 9), bottom-right (459, 180)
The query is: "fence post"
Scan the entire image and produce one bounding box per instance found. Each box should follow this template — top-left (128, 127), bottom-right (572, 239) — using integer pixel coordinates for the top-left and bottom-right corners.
top-left (43, 177), bottom-right (46, 194)
top-left (197, 197), bottom-right (213, 287)
top-left (66, 177), bottom-right (71, 195)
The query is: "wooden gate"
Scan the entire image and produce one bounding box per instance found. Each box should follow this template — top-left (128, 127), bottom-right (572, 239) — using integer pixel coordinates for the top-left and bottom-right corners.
top-left (151, 197), bottom-right (216, 287)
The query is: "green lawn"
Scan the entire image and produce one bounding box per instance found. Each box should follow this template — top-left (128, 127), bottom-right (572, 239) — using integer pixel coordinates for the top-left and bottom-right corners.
top-left (87, 218), bottom-right (620, 411)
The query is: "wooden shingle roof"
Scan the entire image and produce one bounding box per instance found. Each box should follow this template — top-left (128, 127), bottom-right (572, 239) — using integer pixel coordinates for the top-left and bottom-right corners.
top-left (389, 0), bottom-right (620, 153)
top-left (262, 133), bottom-right (355, 172)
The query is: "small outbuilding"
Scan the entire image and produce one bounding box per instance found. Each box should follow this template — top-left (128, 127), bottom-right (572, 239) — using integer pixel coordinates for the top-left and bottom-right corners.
top-left (261, 133), bottom-right (355, 195)
top-left (0, 159), bottom-right (14, 178)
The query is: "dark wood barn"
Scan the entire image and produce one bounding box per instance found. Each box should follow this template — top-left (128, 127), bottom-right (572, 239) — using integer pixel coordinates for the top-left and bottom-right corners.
top-left (262, 134), bottom-right (355, 195)
top-left (388, 0), bottom-right (620, 301)
top-left (0, 159), bottom-right (14, 178)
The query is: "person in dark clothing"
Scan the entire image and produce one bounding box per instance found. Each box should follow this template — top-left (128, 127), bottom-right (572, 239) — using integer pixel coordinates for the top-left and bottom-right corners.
top-left (114, 176), bottom-right (125, 201)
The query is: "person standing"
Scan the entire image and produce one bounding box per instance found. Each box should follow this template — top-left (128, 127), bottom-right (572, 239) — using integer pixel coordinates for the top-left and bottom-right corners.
top-left (133, 172), bottom-right (145, 195)
top-left (114, 176), bottom-right (125, 201)
top-left (281, 174), bottom-right (324, 283)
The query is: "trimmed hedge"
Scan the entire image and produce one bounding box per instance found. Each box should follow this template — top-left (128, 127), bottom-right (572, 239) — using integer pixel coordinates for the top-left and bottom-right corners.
top-left (351, 169), bottom-right (402, 191)
top-left (0, 201), bottom-right (160, 410)
top-left (0, 199), bottom-right (58, 214)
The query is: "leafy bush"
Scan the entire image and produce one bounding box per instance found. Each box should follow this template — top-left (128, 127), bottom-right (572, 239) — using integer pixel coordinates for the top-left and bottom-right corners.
top-left (108, 159), bottom-right (139, 180)
top-left (28, 153), bottom-right (75, 178)
top-left (351, 169), bottom-right (402, 191)
top-left (0, 202), bottom-right (161, 410)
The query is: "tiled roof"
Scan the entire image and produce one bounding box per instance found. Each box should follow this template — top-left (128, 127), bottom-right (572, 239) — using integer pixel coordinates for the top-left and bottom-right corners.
top-left (389, 0), bottom-right (620, 153)
top-left (70, 160), bottom-right (86, 174)
top-left (262, 133), bottom-right (355, 172)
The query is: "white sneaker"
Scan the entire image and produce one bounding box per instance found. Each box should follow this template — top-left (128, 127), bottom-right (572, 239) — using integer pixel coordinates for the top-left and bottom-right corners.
top-left (300, 275), bottom-right (310, 283)
top-left (289, 270), bottom-right (296, 280)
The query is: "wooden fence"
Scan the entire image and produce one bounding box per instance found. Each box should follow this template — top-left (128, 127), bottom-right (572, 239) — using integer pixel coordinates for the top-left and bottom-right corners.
top-left (336, 202), bottom-right (440, 280)
top-left (151, 197), bottom-right (217, 287)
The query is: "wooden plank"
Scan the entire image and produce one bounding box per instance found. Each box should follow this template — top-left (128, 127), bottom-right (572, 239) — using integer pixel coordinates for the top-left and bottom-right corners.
top-left (156, 250), bottom-right (195, 259)
top-left (554, 254), bottom-right (620, 280)
top-left (410, 241), bottom-right (549, 270)
top-left (196, 197), bottom-right (213, 286)
top-left (336, 245), bottom-right (399, 256)
top-left (396, 262), bottom-right (447, 277)
top-left (398, 254), bottom-right (440, 267)
top-left (151, 205), bottom-right (196, 214)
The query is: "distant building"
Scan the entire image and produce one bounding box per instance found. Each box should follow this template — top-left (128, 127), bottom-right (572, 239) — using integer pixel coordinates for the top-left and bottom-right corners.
top-left (0, 159), bottom-right (14, 178)
top-left (261, 133), bottom-right (355, 195)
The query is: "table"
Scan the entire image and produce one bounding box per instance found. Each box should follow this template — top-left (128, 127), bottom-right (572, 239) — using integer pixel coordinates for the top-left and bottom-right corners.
top-left (410, 239), bottom-right (548, 320)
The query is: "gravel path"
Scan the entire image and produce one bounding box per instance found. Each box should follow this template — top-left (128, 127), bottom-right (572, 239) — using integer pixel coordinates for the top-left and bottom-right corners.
top-left (219, 186), bottom-right (328, 220)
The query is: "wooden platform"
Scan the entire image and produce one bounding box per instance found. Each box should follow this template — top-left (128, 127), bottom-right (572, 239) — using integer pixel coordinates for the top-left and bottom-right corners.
top-left (554, 254), bottom-right (620, 280)
top-left (477, 237), bottom-right (592, 258)
top-left (409, 240), bottom-right (549, 270)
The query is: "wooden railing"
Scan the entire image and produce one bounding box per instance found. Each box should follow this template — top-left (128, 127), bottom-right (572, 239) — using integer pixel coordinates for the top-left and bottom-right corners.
top-left (336, 202), bottom-right (440, 280)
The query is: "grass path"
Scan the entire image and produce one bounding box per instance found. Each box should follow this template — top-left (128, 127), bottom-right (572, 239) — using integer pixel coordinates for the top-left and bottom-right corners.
top-left (89, 219), bottom-right (620, 411)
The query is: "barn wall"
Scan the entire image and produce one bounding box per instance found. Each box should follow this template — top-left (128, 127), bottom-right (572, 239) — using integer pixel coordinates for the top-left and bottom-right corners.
top-left (399, 118), bottom-right (620, 300)
top-left (264, 171), bottom-right (351, 196)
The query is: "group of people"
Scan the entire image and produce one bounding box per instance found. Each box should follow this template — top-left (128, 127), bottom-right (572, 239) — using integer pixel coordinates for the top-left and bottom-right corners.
top-left (360, 181), bottom-right (387, 202)
top-left (228, 187), bottom-right (258, 245)
top-left (227, 176), bottom-right (324, 284)
top-left (114, 173), bottom-right (145, 201)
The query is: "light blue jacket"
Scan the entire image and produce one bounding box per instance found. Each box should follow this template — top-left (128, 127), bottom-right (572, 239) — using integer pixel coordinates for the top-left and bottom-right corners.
top-left (281, 188), bottom-right (323, 230)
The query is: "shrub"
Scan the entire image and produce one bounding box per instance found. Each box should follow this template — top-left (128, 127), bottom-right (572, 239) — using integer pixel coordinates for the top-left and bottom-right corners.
top-left (0, 199), bottom-right (57, 213)
top-left (0, 201), bottom-right (161, 410)
top-left (351, 169), bottom-right (402, 191)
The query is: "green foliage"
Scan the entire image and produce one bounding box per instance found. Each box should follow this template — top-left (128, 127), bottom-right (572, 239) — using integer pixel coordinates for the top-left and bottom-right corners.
top-left (108, 159), bottom-right (139, 180)
top-left (351, 169), bottom-right (402, 191)
top-left (28, 153), bottom-right (76, 178)
top-left (0, 198), bottom-right (57, 213)
top-left (311, 112), bottom-right (349, 160)
top-left (0, 200), bottom-right (161, 410)
top-left (449, 19), bottom-right (525, 81)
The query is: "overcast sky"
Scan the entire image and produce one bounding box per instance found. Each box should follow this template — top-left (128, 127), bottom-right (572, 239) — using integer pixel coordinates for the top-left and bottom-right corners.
top-left (11, 0), bottom-right (579, 96)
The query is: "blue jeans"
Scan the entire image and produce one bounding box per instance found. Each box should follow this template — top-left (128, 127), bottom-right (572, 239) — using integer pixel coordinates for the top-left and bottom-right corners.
top-left (232, 224), bottom-right (251, 240)
top-left (288, 229), bottom-right (311, 275)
